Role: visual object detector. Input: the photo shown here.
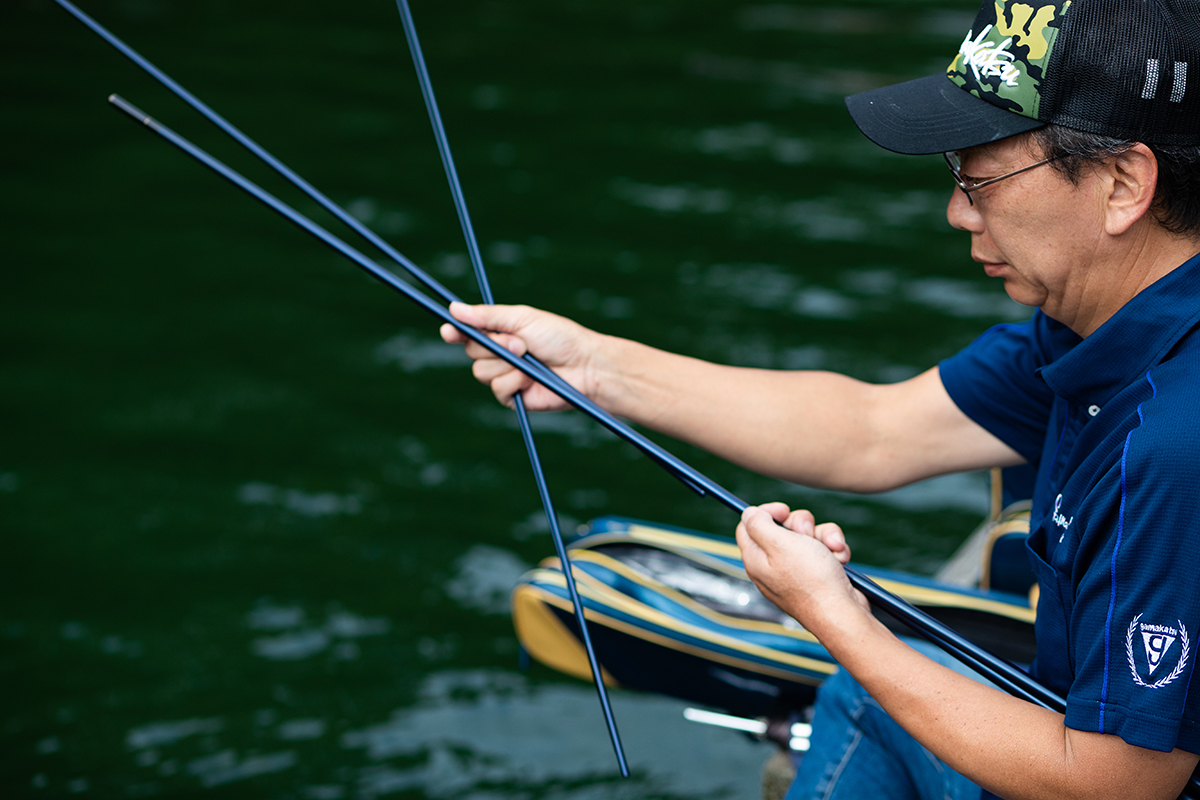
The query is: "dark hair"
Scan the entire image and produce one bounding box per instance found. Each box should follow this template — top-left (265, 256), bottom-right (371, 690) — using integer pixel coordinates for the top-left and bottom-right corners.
top-left (1030, 125), bottom-right (1200, 238)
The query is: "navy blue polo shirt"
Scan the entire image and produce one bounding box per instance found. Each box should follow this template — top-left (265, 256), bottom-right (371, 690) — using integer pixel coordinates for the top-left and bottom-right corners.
top-left (940, 252), bottom-right (1200, 754)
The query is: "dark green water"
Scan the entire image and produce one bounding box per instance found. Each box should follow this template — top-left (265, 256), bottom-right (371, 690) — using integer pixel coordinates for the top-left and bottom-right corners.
top-left (3, 0), bottom-right (1028, 797)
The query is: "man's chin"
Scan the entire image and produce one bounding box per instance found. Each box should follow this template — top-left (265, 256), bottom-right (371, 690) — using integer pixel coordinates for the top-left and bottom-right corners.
top-left (999, 279), bottom-right (1040, 309)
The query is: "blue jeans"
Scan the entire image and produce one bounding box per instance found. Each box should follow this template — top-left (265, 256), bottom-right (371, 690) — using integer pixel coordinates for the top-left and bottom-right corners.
top-left (785, 640), bottom-right (984, 800)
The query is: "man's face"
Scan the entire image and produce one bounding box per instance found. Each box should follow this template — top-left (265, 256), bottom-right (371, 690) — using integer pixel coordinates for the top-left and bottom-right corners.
top-left (946, 134), bottom-right (1107, 325)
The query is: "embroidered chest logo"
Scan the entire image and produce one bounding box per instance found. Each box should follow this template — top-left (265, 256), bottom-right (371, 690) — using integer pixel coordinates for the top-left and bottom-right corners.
top-left (1126, 614), bottom-right (1191, 688)
top-left (1052, 494), bottom-right (1073, 541)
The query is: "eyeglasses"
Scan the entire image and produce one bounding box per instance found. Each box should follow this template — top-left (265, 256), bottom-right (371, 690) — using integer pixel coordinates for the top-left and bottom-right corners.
top-left (943, 151), bottom-right (1061, 205)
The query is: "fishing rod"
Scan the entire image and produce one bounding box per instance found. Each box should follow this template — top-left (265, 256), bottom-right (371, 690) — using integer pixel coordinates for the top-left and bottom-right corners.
top-left (106, 93), bottom-right (1063, 713)
top-left (395, 0), bottom-right (626, 775)
top-left (51, 4), bottom-right (628, 766)
top-left (55, 1), bottom-right (1061, 711)
top-left (51, 0), bottom-right (707, 503)
top-left (60, 5), bottom-right (1200, 792)
top-left (103, 91), bottom-right (1200, 799)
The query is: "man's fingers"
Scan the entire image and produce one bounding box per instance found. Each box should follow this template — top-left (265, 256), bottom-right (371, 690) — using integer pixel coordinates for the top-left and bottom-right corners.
top-left (490, 370), bottom-right (538, 407)
top-left (449, 301), bottom-right (540, 336)
top-left (760, 501), bottom-right (792, 522)
top-left (740, 504), bottom-right (771, 532)
top-left (740, 506), bottom-right (789, 548)
top-left (472, 357), bottom-right (518, 386)
top-left (784, 508), bottom-right (816, 534)
top-left (439, 322), bottom-right (464, 344)
top-left (735, 512), bottom-right (773, 578)
top-left (442, 302), bottom-right (536, 347)
top-left (463, 333), bottom-right (527, 362)
top-left (815, 522), bottom-right (851, 564)
top-left (740, 506), bottom-right (848, 564)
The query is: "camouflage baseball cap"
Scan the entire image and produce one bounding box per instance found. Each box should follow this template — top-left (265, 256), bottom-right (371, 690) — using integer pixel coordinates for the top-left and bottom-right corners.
top-left (846, 0), bottom-right (1200, 155)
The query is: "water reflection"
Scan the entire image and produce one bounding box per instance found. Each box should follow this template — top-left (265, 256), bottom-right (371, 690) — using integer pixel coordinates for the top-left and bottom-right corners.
top-left (685, 53), bottom-right (886, 104)
top-left (612, 179), bottom-right (733, 216)
top-left (247, 602), bottom-right (389, 662)
top-left (278, 719), bottom-right (328, 741)
top-left (682, 262), bottom-right (802, 311)
top-left (374, 333), bottom-right (473, 373)
top-left (840, 268), bottom-right (900, 296)
top-left (8, 0), bottom-right (1022, 794)
top-left (509, 509), bottom-right (583, 541)
top-left (905, 278), bottom-right (1028, 320)
top-left (444, 545), bottom-right (531, 614)
top-left (186, 749), bottom-right (299, 789)
top-left (487, 241), bottom-right (524, 266)
top-left (689, 123), bottom-right (812, 165)
top-left (678, 260), bottom-right (1026, 329)
top-left (472, 406), bottom-right (616, 449)
top-left (615, 181), bottom-right (951, 243)
top-left (737, 6), bottom-right (973, 38)
top-left (342, 671), bottom-right (766, 800)
top-left (574, 289), bottom-right (635, 319)
top-left (239, 482), bottom-right (364, 517)
top-left (346, 198), bottom-right (414, 237)
top-left (127, 719), bottom-right (224, 751)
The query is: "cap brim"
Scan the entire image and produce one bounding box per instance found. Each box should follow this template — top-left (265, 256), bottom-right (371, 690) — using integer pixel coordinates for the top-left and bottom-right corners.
top-left (845, 73), bottom-right (1043, 155)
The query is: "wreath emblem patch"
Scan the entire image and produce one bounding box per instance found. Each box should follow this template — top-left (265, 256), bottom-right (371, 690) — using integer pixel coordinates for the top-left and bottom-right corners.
top-left (1126, 613), bottom-right (1190, 689)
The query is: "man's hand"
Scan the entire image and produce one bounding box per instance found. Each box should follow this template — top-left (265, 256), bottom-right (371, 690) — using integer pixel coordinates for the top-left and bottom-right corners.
top-left (440, 302), bottom-right (606, 411)
top-left (736, 503), bottom-right (869, 637)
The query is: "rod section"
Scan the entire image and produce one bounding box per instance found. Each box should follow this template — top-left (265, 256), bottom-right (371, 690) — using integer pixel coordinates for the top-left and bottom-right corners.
top-left (101, 91), bottom-right (1035, 699)
top-left (100, 91), bottom-right (1031, 697)
top-left (53, 0), bottom-right (707, 501)
top-left (109, 97), bottom-right (1200, 799)
top-left (396, 0), bottom-right (627, 775)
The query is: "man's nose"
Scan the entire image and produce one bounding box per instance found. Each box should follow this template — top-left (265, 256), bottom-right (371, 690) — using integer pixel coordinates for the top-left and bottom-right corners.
top-left (946, 186), bottom-right (982, 232)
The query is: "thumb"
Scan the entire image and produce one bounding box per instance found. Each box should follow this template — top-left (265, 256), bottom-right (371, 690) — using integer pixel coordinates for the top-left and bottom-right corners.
top-left (450, 302), bottom-right (536, 336)
top-left (741, 505), bottom-right (779, 540)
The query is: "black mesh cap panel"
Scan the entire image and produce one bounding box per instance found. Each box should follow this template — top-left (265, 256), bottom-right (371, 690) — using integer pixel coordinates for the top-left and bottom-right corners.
top-left (1039, 0), bottom-right (1200, 145)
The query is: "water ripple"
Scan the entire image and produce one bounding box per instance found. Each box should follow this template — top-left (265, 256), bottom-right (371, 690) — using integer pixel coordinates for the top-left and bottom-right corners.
top-left (247, 604), bottom-right (390, 661)
top-left (614, 181), bottom-right (948, 244)
top-left (472, 405), bottom-right (616, 448)
top-left (341, 670), bottom-right (764, 799)
top-left (689, 122), bottom-right (812, 164)
top-left (685, 52), bottom-right (887, 103)
top-left (187, 749), bottom-right (298, 788)
top-left (374, 333), bottom-right (471, 373)
top-left (278, 719), bottom-right (327, 742)
top-left (238, 482), bottom-right (362, 517)
top-left (905, 278), bottom-right (1028, 320)
top-left (444, 545), bottom-right (531, 615)
top-left (126, 718), bottom-right (224, 751)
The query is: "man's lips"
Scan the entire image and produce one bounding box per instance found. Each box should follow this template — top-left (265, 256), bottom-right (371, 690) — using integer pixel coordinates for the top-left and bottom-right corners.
top-left (972, 252), bottom-right (1007, 276)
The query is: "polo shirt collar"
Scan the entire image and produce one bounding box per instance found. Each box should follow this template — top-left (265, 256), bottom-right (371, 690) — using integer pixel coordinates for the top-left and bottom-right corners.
top-left (1039, 251), bottom-right (1200, 406)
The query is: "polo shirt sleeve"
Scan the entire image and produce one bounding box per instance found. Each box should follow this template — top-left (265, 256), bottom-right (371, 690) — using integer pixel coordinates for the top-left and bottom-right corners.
top-left (938, 312), bottom-right (1063, 464)
top-left (1058, 363), bottom-right (1200, 754)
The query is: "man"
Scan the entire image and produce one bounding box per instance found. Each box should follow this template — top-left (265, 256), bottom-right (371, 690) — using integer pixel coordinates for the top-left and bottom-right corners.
top-left (443, 0), bottom-right (1200, 797)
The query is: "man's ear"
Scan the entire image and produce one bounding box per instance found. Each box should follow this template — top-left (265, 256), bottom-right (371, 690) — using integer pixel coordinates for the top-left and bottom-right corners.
top-left (1104, 143), bottom-right (1158, 236)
